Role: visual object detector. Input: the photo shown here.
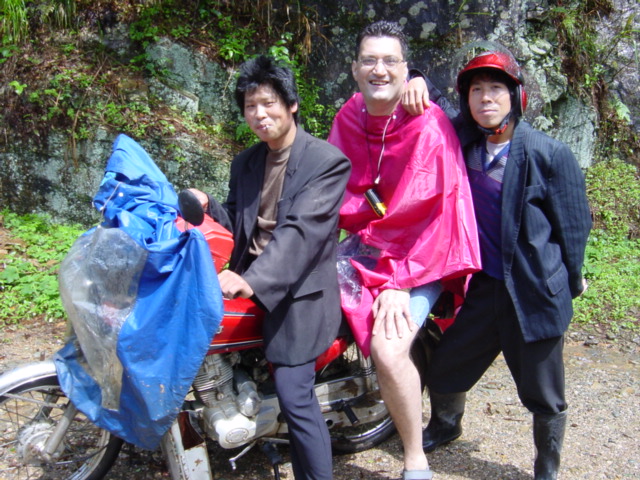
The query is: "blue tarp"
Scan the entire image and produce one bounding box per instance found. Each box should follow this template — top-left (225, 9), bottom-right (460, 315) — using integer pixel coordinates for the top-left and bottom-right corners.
top-left (55, 134), bottom-right (223, 450)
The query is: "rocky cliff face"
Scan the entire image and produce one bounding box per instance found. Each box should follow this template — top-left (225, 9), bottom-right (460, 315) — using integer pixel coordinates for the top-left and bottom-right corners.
top-left (308, 0), bottom-right (639, 168)
top-left (1, 0), bottom-right (638, 225)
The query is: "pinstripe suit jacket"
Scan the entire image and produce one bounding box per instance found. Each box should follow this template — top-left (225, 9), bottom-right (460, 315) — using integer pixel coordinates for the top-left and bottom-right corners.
top-left (456, 119), bottom-right (592, 342)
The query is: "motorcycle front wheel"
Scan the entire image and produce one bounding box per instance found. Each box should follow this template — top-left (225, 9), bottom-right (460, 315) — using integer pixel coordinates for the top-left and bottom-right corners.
top-left (0, 373), bottom-right (123, 480)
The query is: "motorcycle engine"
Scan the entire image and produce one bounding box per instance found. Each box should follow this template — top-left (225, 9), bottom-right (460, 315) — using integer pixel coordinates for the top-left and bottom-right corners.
top-left (194, 353), bottom-right (274, 449)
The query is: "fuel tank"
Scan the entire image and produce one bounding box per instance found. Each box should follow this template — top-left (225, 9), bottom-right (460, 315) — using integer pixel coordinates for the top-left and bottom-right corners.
top-left (208, 297), bottom-right (265, 354)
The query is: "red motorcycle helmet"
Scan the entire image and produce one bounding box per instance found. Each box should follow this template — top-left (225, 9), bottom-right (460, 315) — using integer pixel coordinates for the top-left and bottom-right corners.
top-left (456, 51), bottom-right (528, 130)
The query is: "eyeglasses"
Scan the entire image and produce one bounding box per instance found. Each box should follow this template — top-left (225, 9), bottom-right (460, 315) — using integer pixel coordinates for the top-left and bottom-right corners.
top-left (358, 56), bottom-right (405, 70)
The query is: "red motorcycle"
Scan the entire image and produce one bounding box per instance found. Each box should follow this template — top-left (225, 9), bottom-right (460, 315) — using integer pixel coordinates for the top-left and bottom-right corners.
top-left (0, 215), bottom-right (456, 480)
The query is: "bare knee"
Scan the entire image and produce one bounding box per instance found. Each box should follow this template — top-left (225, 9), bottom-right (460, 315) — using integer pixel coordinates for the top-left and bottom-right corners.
top-left (370, 336), bottom-right (411, 373)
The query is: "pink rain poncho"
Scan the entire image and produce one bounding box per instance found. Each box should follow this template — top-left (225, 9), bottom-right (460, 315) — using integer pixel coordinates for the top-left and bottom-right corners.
top-left (328, 93), bottom-right (481, 356)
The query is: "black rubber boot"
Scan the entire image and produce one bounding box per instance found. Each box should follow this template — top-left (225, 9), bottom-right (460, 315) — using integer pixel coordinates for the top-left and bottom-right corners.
top-left (533, 410), bottom-right (567, 480)
top-left (422, 391), bottom-right (466, 452)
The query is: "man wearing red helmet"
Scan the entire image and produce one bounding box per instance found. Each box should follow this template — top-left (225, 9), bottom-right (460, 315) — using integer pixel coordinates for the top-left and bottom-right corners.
top-left (405, 51), bottom-right (592, 479)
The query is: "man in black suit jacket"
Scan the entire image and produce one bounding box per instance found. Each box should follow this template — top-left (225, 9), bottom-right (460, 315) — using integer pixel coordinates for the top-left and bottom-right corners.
top-left (190, 55), bottom-right (350, 480)
top-left (407, 51), bottom-right (591, 480)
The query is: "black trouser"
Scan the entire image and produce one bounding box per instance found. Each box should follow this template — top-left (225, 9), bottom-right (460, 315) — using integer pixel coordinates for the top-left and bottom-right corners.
top-left (273, 361), bottom-right (333, 480)
top-left (426, 272), bottom-right (567, 414)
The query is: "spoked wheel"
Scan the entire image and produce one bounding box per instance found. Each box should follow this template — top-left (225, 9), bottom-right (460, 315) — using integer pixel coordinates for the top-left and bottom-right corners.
top-left (0, 373), bottom-right (122, 480)
top-left (320, 333), bottom-right (431, 454)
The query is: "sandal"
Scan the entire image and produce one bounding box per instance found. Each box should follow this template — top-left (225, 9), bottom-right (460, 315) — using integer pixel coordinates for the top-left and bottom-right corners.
top-left (402, 469), bottom-right (434, 480)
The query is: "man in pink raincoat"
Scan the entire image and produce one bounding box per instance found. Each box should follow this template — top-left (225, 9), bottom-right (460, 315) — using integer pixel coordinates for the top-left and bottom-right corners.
top-left (328, 21), bottom-right (481, 480)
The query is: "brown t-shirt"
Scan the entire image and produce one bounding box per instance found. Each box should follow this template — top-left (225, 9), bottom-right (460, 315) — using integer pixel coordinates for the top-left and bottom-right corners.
top-left (249, 144), bottom-right (291, 256)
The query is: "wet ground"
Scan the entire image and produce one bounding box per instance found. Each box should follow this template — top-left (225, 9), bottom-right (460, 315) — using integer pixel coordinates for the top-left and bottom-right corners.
top-left (100, 338), bottom-right (640, 480)
top-left (1, 319), bottom-right (638, 479)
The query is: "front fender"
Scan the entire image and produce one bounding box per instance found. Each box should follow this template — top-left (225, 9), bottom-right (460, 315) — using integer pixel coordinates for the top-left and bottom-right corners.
top-left (0, 360), bottom-right (57, 395)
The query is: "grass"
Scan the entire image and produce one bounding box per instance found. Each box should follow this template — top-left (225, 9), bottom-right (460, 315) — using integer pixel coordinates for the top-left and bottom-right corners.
top-left (573, 232), bottom-right (640, 334)
top-left (0, 210), bottom-right (84, 326)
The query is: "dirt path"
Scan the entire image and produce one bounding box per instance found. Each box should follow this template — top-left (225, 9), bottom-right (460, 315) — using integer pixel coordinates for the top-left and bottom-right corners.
top-left (1, 319), bottom-right (638, 479)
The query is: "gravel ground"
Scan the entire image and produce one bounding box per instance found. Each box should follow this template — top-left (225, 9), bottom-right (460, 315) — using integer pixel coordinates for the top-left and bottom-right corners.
top-left (1, 318), bottom-right (638, 480)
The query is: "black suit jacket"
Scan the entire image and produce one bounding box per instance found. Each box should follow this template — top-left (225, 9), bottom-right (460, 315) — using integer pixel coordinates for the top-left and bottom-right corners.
top-left (423, 73), bottom-right (592, 341)
top-left (456, 119), bottom-right (592, 342)
top-left (208, 128), bottom-right (351, 365)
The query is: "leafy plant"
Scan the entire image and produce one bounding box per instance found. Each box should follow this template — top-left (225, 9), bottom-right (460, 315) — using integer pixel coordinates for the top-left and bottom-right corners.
top-left (90, 99), bottom-right (152, 139)
top-left (574, 233), bottom-right (640, 333)
top-left (9, 79), bottom-right (26, 94)
top-left (573, 156), bottom-right (640, 334)
top-left (124, 0), bottom-right (332, 144)
top-left (217, 14), bottom-right (255, 61)
top-left (0, 210), bottom-right (84, 326)
top-left (585, 157), bottom-right (640, 239)
top-left (128, 2), bottom-right (162, 73)
top-left (0, 36), bottom-right (19, 64)
top-left (234, 121), bottom-right (258, 148)
top-left (33, 0), bottom-right (76, 31)
top-left (548, 1), bottom-right (640, 161)
top-left (267, 34), bottom-right (336, 140)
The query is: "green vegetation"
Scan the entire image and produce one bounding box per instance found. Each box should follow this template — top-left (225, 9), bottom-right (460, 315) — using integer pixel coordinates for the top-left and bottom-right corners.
top-left (1, 0), bottom-right (30, 44)
top-left (548, 0), bottom-right (640, 161)
top-left (2, 154), bottom-right (640, 335)
top-left (0, 210), bottom-right (84, 326)
top-left (127, 0), bottom-right (334, 140)
top-left (0, 0), bottom-right (76, 42)
top-left (0, 0), bottom-right (335, 326)
top-left (543, 1), bottom-right (640, 335)
top-left (575, 234), bottom-right (640, 333)
top-left (586, 157), bottom-right (640, 239)
top-left (0, 0), bottom-right (333, 157)
top-left (572, 157), bottom-right (640, 334)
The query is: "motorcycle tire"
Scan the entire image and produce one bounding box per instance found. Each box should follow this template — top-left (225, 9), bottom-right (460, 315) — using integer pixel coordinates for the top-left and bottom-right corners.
top-left (327, 334), bottom-right (430, 454)
top-left (0, 372), bottom-right (123, 480)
